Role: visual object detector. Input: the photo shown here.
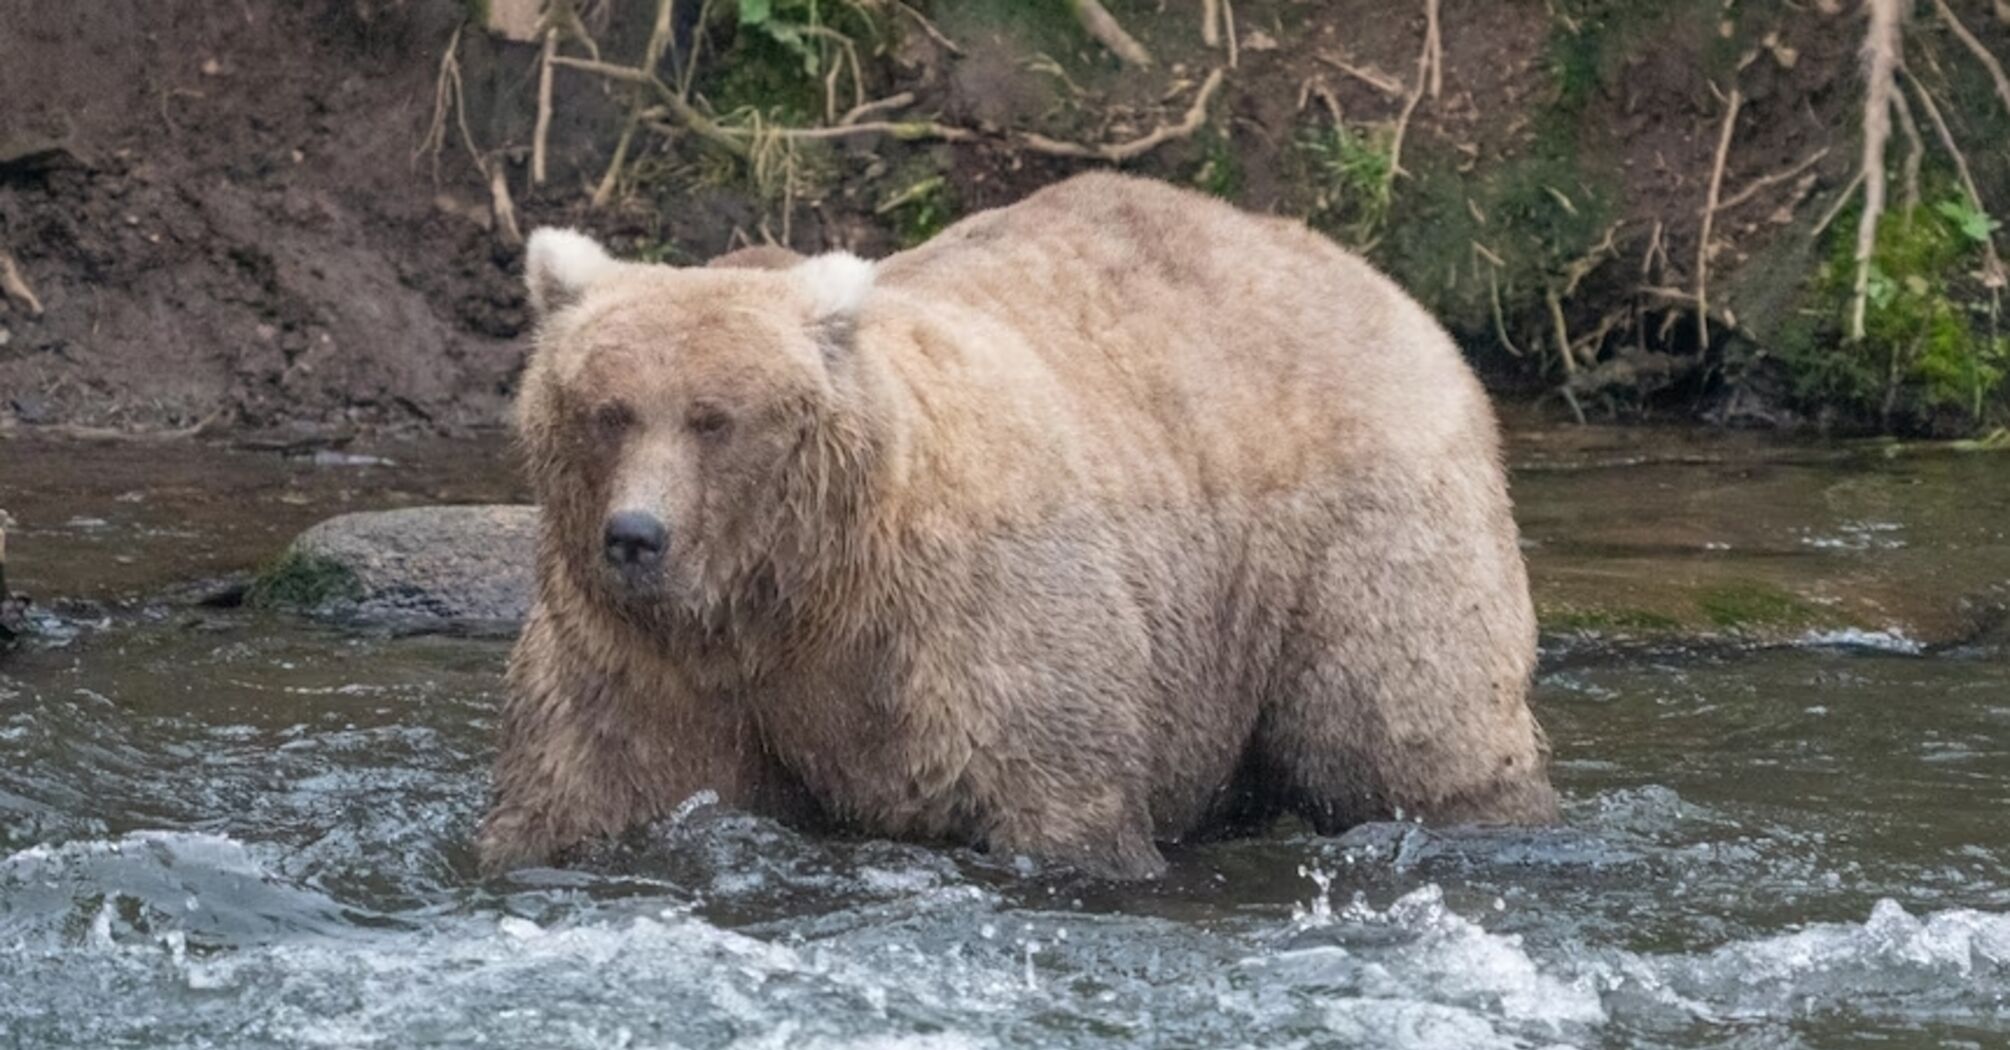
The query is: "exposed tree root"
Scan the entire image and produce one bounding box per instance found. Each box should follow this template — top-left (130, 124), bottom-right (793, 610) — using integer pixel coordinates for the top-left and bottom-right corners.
top-left (489, 165), bottom-right (523, 247)
top-left (1424, 0), bottom-right (1443, 99)
top-left (1904, 70), bottom-right (2008, 288)
top-left (893, 1), bottom-right (963, 56)
top-left (532, 27), bottom-right (557, 187)
top-left (841, 92), bottom-right (915, 126)
top-left (1315, 53), bottom-right (1405, 96)
top-left (591, 110), bottom-right (642, 208)
top-left (1068, 0), bottom-right (1153, 68)
top-left (1813, 170), bottom-right (1869, 238)
top-left (552, 55), bottom-right (750, 158)
top-left (1020, 68), bottom-right (1224, 162)
top-left (1850, 0), bottom-right (1903, 343)
top-left (415, 24), bottom-right (483, 180)
top-left (1697, 86), bottom-right (1742, 350)
top-left (1891, 86), bottom-right (1924, 215)
top-left (0, 249), bottom-right (43, 317)
top-left (1714, 147), bottom-right (1829, 215)
top-left (1203, 0), bottom-right (1221, 47)
top-left (1931, 0), bottom-right (2010, 117)
top-left (1386, 0), bottom-right (1443, 191)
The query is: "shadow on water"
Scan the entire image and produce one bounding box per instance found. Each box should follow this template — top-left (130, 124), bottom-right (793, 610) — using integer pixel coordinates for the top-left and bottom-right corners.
top-left (3, 431), bottom-right (2009, 1048)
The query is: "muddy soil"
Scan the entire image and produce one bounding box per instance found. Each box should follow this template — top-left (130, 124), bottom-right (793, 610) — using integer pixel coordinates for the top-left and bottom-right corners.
top-left (1, 1), bottom-right (2001, 434)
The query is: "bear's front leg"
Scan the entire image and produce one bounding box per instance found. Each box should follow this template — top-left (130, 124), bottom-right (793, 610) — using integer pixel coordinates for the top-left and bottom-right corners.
top-left (476, 599), bottom-right (795, 871)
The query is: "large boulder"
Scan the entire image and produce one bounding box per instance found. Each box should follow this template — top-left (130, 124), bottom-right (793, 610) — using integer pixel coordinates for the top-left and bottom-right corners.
top-left (255, 505), bottom-right (538, 627)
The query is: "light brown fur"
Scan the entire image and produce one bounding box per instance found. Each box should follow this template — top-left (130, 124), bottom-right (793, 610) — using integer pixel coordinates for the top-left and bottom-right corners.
top-left (480, 173), bottom-right (1556, 878)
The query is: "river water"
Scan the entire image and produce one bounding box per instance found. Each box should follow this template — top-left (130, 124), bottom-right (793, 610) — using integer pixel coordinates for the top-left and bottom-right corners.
top-left (1, 431), bottom-right (2007, 1049)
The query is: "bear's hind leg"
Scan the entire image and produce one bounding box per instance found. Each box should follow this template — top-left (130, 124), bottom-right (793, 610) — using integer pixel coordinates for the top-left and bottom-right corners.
top-left (982, 788), bottom-right (1168, 880)
top-left (1259, 497), bottom-right (1558, 835)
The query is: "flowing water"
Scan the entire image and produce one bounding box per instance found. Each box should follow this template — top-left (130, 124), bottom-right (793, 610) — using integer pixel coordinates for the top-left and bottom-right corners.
top-left (2, 431), bottom-right (2008, 1049)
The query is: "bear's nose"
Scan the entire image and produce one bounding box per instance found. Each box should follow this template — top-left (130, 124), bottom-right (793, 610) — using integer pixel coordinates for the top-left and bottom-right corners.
top-left (603, 511), bottom-right (668, 567)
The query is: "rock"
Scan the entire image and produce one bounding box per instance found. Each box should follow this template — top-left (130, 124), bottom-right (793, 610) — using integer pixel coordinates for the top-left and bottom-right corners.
top-left (255, 505), bottom-right (537, 626)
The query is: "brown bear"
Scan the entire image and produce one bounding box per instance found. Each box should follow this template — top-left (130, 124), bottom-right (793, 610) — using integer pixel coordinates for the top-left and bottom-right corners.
top-left (478, 172), bottom-right (1556, 879)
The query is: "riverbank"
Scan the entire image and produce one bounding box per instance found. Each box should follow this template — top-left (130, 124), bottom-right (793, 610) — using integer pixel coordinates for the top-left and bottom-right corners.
top-left (4, 1), bottom-right (2008, 436)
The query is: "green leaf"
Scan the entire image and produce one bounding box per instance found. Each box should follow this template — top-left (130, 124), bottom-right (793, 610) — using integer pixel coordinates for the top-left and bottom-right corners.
top-left (1935, 197), bottom-right (2001, 245)
top-left (739, 0), bottom-right (772, 25)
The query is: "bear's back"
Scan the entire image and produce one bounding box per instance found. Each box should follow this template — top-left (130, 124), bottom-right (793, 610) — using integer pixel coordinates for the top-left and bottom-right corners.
top-left (866, 173), bottom-right (1497, 513)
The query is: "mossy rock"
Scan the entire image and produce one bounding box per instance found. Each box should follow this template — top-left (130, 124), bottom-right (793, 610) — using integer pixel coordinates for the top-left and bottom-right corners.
top-left (246, 550), bottom-right (363, 611)
top-left (256, 505), bottom-right (538, 627)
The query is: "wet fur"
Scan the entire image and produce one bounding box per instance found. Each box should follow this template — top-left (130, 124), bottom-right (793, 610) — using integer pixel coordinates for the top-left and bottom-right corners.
top-left (479, 173), bottom-right (1557, 877)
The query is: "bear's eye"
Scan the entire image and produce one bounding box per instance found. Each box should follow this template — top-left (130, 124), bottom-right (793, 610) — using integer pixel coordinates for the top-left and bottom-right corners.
top-left (686, 405), bottom-right (733, 438)
top-left (591, 401), bottom-right (635, 438)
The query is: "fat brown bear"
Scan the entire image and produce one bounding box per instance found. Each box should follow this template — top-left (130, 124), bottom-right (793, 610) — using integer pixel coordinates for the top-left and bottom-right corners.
top-left (478, 172), bottom-right (1556, 879)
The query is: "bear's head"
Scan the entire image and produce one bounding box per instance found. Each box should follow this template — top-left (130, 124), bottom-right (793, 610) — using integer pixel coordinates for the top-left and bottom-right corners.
top-left (517, 228), bottom-right (891, 621)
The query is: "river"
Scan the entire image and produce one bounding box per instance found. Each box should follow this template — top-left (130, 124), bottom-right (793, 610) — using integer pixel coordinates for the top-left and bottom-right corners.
top-left (2, 428), bottom-right (2006, 1049)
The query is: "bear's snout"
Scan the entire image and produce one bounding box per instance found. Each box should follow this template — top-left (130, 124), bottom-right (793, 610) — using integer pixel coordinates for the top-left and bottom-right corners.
top-left (603, 510), bottom-right (668, 569)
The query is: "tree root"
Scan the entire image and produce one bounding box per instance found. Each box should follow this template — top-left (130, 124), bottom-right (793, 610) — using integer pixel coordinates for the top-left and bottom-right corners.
top-left (0, 249), bottom-right (43, 318)
top-left (1891, 86), bottom-right (1924, 215)
top-left (1386, 0), bottom-right (1442, 192)
top-left (1019, 68), bottom-right (1224, 162)
top-left (415, 23), bottom-right (483, 180)
top-left (532, 27), bottom-right (557, 187)
top-left (1068, 0), bottom-right (1153, 68)
top-left (1850, 0), bottom-right (1902, 342)
top-left (1315, 53), bottom-right (1405, 97)
top-left (1697, 86), bottom-right (1742, 350)
top-left (552, 55), bottom-right (750, 158)
top-left (1932, 0), bottom-right (2010, 118)
top-left (1904, 70), bottom-right (2008, 289)
top-left (1813, 170), bottom-right (1868, 239)
top-left (1714, 146), bottom-right (1829, 215)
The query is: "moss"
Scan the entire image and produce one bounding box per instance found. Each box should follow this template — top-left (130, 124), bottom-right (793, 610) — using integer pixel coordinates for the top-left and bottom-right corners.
top-left (1781, 193), bottom-right (2004, 427)
top-left (1541, 605), bottom-right (1684, 634)
top-left (246, 550), bottom-right (362, 611)
top-left (1694, 581), bottom-right (1817, 630)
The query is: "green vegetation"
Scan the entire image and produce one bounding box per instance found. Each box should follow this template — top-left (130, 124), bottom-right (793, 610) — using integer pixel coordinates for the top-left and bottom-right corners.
top-left (246, 550), bottom-right (361, 611)
top-left (1191, 129), bottom-right (1243, 201)
top-left (1695, 580), bottom-right (1819, 630)
top-left (877, 170), bottom-right (957, 247)
top-left (1783, 195), bottom-right (2007, 427)
top-left (1292, 123), bottom-right (1392, 243)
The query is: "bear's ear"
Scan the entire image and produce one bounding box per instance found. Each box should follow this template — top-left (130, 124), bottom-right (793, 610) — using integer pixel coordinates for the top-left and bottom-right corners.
top-left (792, 251), bottom-right (875, 323)
top-left (525, 227), bottom-right (620, 317)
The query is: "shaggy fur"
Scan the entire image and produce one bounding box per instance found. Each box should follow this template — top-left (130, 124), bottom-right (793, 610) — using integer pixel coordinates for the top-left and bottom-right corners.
top-left (479, 173), bottom-right (1556, 878)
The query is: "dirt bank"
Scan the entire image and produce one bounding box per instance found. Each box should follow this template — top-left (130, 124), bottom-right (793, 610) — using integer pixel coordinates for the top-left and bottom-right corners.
top-left (1, 1), bottom-right (2006, 436)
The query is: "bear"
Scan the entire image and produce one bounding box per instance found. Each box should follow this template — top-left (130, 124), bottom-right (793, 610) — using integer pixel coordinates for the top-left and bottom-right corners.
top-left (478, 172), bottom-right (1557, 879)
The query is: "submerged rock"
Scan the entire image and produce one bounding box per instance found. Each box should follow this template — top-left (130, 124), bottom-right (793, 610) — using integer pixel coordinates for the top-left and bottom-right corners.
top-left (256, 505), bottom-right (537, 627)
